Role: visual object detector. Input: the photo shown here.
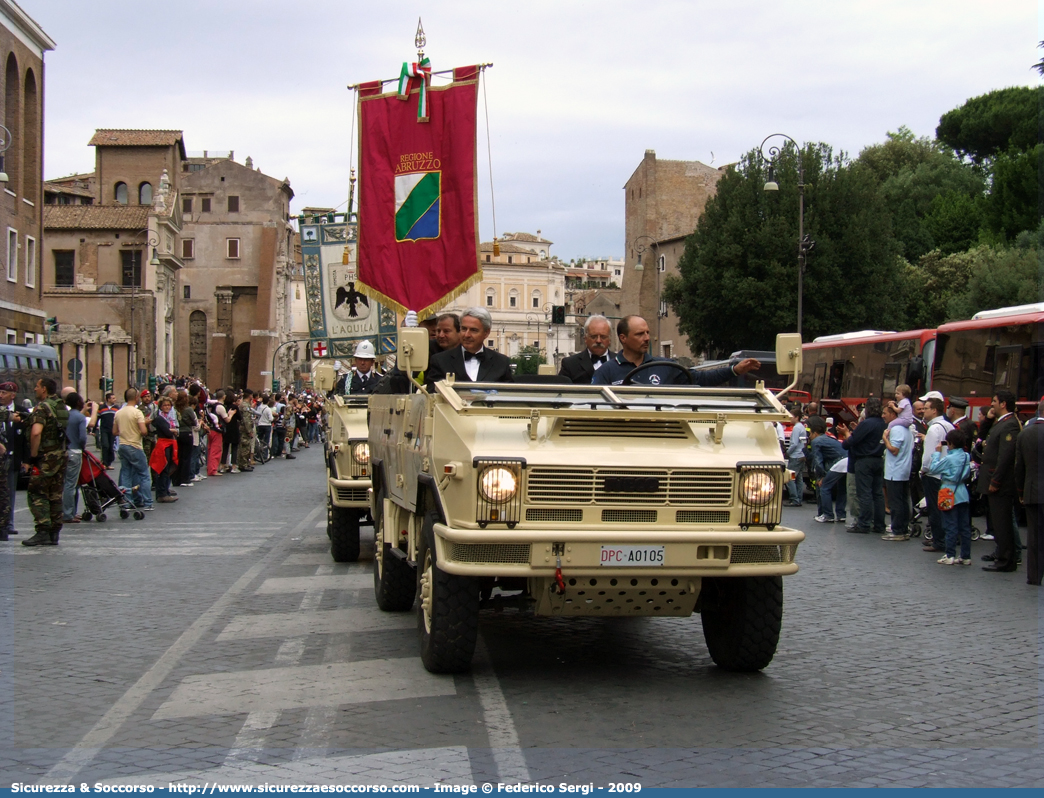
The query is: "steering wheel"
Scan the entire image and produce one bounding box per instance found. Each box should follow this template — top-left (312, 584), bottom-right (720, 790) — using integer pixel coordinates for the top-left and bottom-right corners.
top-left (621, 360), bottom-right (695, 386)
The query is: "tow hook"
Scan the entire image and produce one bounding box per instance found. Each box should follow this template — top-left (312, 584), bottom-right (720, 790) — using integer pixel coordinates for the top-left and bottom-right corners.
top-left (552, 542), bottom-right (566, 595)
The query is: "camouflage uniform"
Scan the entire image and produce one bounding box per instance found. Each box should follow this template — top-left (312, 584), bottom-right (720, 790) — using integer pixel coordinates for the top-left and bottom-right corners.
top-left (237, 401), bottom-right (256, 470)
top-left (24, 397), bottom-right (68, 545)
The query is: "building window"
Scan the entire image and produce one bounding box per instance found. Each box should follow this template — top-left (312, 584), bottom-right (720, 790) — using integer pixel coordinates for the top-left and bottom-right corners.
top-left (54, 250), bottom-right (74, 287)
top-left (6, 227), bottom-right (16, 281)
top-left (5, 329), bottom-right (14, 344)
top-left (226, 238), bottom-right (240, 259)
top-left (658, 254), bottom-right (666, 273)
top-left (24, 236), bottom-right (35, 287)
top-left (201, 197), bottom-right (211, 213)
top-left (295, 286), bottom-right (301, 299)
top-left (485, 289), bottom-right (495, 307)
top-left (487, 339), bottom-right (495, 348)
top-left (532, 292), bottom-right (541, 309)
top-left (182, 197), bottom-right (192, 214)
top-left (509, 295), bottom-right (517, 308)
top-left (659, 299), bottom-right (668, 318)
top-left (485, 254), bottom-right (490, 263)
top-left (139, 182), bottom-right (153, 205)
top-left (182, 239), bottom-right (195, 259)
top-left (227, 196), bottom-right (239, 213)
top-left (183, 285), bottom-right (191, 300)
top-left (23, 332), bottom-right (33, 344)
top-left (121, 250), bottom-right (142, 287)
top-left (114, 182), bottom-right (128, 204)
top-left (507, 256), bottom-right (512, 264)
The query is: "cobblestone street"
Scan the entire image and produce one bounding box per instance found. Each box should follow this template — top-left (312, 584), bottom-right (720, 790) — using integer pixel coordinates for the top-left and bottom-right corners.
top-left (2, 446), bottom-right (1041, 788)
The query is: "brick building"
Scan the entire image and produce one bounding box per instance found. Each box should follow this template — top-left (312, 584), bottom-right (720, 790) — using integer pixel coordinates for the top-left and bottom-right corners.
top-left (622, 149), bottom-right (726, 363)
top-left (41, 130), bottom-right (295, 397)
top-left (0, 0), bottom-right (54, 344)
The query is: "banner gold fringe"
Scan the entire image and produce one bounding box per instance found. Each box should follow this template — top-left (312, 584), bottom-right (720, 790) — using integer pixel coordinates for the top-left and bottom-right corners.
top-left (355, 268), bottom-right (484, 320)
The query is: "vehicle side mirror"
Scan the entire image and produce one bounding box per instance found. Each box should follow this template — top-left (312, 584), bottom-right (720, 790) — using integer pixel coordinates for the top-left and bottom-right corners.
top-left (312, 362), bottom-right (337, 393)
top-left (398, 327), bottom-right (429, 373)
top-left (775, 333), bottom-right (803, 376)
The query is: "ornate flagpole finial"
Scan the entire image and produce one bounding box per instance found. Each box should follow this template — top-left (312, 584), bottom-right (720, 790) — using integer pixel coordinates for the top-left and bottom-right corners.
top-left (415, 17), bottom-right (426, 60)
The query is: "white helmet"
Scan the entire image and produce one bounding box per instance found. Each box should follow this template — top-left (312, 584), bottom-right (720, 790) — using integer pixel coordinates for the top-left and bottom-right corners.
top-left (353, 339), bottom-right (376, 359)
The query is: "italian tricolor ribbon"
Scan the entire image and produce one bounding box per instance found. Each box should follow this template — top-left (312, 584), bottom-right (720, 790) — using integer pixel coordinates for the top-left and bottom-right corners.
top-left (397, 57), bottom-right (431, 122)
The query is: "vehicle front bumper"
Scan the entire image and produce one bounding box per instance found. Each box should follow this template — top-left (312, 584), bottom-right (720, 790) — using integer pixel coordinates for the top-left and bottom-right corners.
top-left (328, 477), bottom-right (372, 509)
top-left (432, 522), bottom-right (804, 578)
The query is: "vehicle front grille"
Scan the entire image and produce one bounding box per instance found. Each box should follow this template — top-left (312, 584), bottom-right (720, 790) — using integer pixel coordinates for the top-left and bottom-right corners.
top-left (525, 508), bottom-right (584, 522)
top-left (447, 542), bottom-right (532, 564)
top-left (675, 510), bottom-right (731, 524)
top-left (731, 544), bottom-right (798, 564)
top-left (556, 418), bottom-right (690, 439)
top-left (601, 509), bottom-right (657, 523)
top-left (335, 487), bottom-right (368, 503)
top-left (527, 468), bottom-right (734, 506)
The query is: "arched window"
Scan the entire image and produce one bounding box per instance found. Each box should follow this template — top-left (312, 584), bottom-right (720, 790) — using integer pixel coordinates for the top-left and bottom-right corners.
top-left (114, 182), bottom-right (128, 204)
top-left (22, 69), bottom-right (38, 200)
top-left (532, 290), bottom-right (542, 309)
top-left (485, 288), bottom-right (496, 308)
top-left (139, 182), bottom-right (152, 205)
top-left (508, 289), bottom-right (518, 308)
top-left (4, 54), bottom-right (20, 196)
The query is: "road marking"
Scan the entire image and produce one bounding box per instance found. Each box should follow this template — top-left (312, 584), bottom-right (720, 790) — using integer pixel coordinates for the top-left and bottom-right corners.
top-left (39, 503), bottom-right (325, 784)
top-left (152, 657), bottom-right (457, 719)
top-left (94, 747), bottom-right (474, 786)
top-left (473, 636), bottom-right (530, 781)
top-left (282, 552), bottom-right (336, 565)
top-left (217, 607), bottom-right (414, 641)
top-left (11, 547), bottom-right (264, 556)
top-left (254, 574), bottom-right (371, 593)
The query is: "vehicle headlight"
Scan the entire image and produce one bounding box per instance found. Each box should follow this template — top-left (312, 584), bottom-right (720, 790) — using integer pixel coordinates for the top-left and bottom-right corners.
top-left (740, 471), bottom-right (775, 506)
top-left (352, 442), bottom-right (370, 464)
top-left (479, 466), bottom-right (518, 503)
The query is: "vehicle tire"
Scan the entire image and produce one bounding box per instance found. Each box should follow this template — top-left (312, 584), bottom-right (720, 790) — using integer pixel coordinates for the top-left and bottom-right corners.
top-left (328, 495), bottom-right (361, 563)
top-left (372, 486), bottom-right (417, 611)
top-left (418, 508), bottom-right (479, 673)
top-left (700, 575), bottom-right (783, 672)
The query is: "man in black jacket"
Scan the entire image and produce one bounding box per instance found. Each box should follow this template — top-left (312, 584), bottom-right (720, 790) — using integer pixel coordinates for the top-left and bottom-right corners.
top-left (979, 390), bottom-right (1021, 572)
top-left (1015, 401), bottom-right (1043, 585)
top-left (558, 315), bottom-right (613, 384)
top-left (838, 397), bottom-right (888, 534)
top-left (425, 307), bottom-right (514, 388)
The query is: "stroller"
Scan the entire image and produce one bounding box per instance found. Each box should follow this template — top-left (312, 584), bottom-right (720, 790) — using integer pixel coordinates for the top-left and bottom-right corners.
top-left (910, 500), bottom-right (980, 543)
top-left (79, 449), bottom-right (144, 521)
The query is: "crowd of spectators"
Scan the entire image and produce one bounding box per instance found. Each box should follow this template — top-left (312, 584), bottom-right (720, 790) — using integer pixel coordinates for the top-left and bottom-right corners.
top-left (785, 385), bottom-right (1042, 585)
top-left (0, 376), bottom-right (326, 537)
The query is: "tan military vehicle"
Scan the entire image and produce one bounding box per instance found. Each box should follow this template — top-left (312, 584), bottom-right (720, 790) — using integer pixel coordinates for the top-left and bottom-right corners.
top-left (313, 362), bottom-right (373, 562)
top-left (368, 330), bottom-right (806, 673)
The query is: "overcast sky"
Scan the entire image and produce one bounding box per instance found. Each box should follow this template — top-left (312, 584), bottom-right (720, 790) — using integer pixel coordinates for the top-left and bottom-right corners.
top-left (28, 0), bottom-right (1038, 261)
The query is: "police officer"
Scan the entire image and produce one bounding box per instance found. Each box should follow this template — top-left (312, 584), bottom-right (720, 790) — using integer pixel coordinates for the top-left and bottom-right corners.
top-left (0, 380), bottom-right (25, 540)
top-left (21, 377), bottom-right (69, 546)
top-left (336, 340), bottom-right (383, 395)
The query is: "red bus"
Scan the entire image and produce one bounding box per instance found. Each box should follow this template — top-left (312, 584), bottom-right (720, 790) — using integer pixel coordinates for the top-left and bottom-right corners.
top-left (797, 328), bottom-right (936, 408)
top-left (930, 303), bottom-right (1044, 420)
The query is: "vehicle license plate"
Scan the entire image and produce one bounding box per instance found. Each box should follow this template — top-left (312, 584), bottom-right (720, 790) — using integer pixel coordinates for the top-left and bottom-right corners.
top-left (600, 545), bottom-right (665, 566)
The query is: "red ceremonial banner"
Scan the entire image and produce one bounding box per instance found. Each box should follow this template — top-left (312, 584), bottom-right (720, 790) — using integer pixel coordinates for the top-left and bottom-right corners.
top-left (357, 68), bottom-right (480, 316)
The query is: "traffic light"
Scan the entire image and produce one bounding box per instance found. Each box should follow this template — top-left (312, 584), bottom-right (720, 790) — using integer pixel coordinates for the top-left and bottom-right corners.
top-left (272, 379), bottom-right (280, 393)
top-left (46, 316), bottom-right (57, 328)
top-left (148, 375), bottom-right (157, 392)
top-left (551, 305), bottom-right (566, 324)
top-left (99, 377), bottom-right (113, 392)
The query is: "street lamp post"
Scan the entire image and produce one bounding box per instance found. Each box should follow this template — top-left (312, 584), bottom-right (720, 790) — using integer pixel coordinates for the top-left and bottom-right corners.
top-left (760, 133), bottom-right (814, 338)
top-left (131, 229), bottom-right (162, 386)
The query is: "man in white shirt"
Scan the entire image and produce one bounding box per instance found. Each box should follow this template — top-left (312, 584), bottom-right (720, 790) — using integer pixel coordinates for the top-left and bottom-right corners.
top-left (919, 395), bottom-right (954, 550)
top-left (882, 404), bottom-right (914, 540)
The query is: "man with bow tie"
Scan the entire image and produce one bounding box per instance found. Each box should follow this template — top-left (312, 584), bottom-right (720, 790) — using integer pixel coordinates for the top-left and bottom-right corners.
top-left (558, 315), bottom-right (613, 384)
top-left (425, 307), bottom-right (514, 388)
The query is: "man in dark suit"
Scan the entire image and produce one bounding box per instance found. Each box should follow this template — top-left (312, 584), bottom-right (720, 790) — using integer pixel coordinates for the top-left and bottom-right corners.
top-left (979, 389), bottom-right (1021, 573)
top-left (558, 315), bottom-right (613, 384)
top-left (425, 307), bottom-right (514, 388)
top-left (1015, 400), bottom-right (1044, 585)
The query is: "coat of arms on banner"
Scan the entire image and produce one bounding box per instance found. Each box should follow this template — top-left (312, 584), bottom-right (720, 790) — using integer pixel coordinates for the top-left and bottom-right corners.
top-left (395, 171), bottom-right (441, 241)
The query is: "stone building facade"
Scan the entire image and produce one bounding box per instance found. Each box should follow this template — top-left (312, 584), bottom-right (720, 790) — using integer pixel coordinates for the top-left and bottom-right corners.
top-left (41, 130), bottom-right (294, 397)
top-left (622, 149), bottom-right (726, 363)
top-left (0, 1), bottom-right (54, 344)
top-left (177, 153), bottom-right (294, 390)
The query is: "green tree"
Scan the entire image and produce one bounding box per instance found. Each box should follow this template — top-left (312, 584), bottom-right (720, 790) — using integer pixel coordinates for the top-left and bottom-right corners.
top-left (663, 143), bottom-right (904, 356)
top-left (947, 225), bottom-right (1042, 319)
top-left (981, 143), bottom-right (1043, 242)
top-left (858, 128), bottom-right (985, 260)
top-left (936, 86), bottom-right (1042, 164)
top-left (510, 345), bottom-right (546, 375)
top-left (899, 249), bottom-right (977, 330)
